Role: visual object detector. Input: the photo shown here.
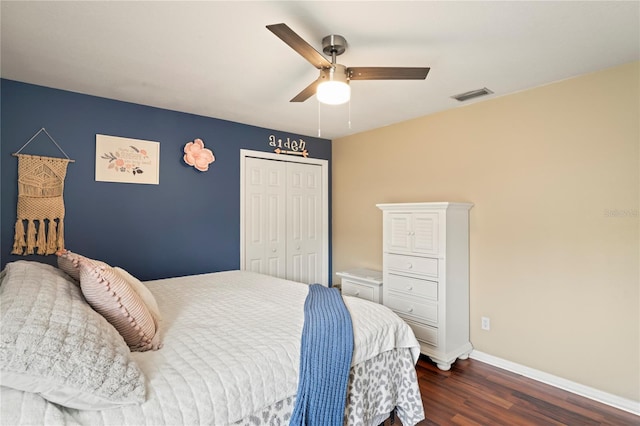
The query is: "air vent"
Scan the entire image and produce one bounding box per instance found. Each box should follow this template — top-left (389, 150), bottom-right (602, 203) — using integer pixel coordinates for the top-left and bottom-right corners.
top-left (451, 87), bottom-right (494, 102)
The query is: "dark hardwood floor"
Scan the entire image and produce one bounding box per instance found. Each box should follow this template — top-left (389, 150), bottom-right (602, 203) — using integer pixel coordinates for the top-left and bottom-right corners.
top-left (393, 355), bottom-right (638, 426)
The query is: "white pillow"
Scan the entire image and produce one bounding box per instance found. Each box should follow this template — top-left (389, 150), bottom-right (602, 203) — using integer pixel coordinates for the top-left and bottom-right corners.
top-left (0, 261), bottom-right (146, 409)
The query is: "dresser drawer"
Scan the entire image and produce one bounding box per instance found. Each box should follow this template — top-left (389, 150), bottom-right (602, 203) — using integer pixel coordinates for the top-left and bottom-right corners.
top-left (341, 280), bottom-right (376, 303)
top-left (385, 293), bottom-right (438, 324)
top-left (386, 274), bottom-right (437, 300)
top-left (386, 254), bottom-right (438, 277)
top-left (404, 319), bottom-right (438, 346)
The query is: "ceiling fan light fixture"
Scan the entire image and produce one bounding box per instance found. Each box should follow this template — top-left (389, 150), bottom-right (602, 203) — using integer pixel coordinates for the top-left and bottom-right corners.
top-left (317, 65), bottom-right (350, 105)
top-left (317, 81), bottom-right (350, 105)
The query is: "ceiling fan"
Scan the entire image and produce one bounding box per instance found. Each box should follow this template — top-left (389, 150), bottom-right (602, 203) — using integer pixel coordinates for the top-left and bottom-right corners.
top-left (266, 23), bottom-right (430, 105)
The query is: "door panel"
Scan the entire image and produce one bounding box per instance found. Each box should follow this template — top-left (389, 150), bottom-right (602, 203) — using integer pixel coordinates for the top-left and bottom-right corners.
top-left (286, 161), bottom-right (322, 284)
top-left (388, 214), bottom-right (412, 253)
top-left (412, 213), bottom-right (439, 255)
top-left (244, 157), bottom-right (286, 279)
top-left (306, 252), bottom-right (319, 284)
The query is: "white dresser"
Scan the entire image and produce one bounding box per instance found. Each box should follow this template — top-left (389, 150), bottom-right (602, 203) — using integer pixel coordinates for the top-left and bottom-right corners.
top-left (377, 202), bottom-right (473, 370)
top-left (336, 268), bottom-right (383, 303)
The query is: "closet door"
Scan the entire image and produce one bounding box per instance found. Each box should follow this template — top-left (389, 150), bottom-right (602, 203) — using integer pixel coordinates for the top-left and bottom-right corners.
top-left (286, 161), bottom-right (323, 284)
top-left (242, 156), bottom-right (324, 285)
top-left (244, 157), bottom-right (287, 278)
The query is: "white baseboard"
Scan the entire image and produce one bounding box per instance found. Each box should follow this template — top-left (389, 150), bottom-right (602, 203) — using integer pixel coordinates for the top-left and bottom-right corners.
top-left (469, 350), bottom-right (640, 417)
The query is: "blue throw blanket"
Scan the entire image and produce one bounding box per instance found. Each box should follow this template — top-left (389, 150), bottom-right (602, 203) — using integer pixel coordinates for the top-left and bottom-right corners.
top-left (290, 284), bottom-right (354, 426)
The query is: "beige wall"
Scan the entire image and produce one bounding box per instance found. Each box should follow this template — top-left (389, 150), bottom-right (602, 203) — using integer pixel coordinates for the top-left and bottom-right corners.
top-left (332, 61), bottom-right (639, 402)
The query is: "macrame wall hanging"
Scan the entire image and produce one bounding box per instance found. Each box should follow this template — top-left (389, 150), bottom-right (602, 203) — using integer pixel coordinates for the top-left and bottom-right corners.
top-left (11, 128), bottom-right (74, 256)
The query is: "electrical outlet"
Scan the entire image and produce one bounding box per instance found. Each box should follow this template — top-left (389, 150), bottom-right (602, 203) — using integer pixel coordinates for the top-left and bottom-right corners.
top-left (481, 316), bottom-right (491, 331)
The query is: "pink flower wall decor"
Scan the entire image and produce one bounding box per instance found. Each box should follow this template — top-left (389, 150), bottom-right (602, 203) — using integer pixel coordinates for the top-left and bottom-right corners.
top-left (183, 138), bottom-right (215, 172)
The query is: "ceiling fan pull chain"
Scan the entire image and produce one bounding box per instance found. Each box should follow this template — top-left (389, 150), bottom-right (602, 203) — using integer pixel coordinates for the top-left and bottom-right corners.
top-left (348, 99), bottom-right (352, 129)
top-left (318, 100), bottom-right (322, 137)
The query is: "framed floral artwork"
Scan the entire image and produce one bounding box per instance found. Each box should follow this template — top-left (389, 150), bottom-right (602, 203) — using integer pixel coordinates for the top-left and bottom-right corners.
top-left (95, 134), bottom-right (160, 184)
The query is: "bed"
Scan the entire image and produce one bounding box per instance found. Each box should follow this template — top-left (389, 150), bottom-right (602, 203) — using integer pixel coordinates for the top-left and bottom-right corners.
top-left (0, 259), bottom-right (425, 426)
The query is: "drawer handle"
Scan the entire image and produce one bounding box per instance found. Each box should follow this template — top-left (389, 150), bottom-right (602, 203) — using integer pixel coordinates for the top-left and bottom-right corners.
top-left (272, 248), bottom-right (277, 252)
top-left (406, 286), bottom-right (413, 291)
top-left (354, 290), bottom-right (360, 296)
top-left (406, 307), bottom-right (414, 313)
top-left (406, 263), bottom-right (413, 269)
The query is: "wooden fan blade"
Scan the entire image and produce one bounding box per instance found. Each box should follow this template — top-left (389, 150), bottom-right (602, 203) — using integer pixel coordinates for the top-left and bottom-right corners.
top-left (290, 79), bottom-right (320, 102)
top-left (347, 67), bottom-right (430, 80)
top-left (267, 23), bottom-right (332, 69)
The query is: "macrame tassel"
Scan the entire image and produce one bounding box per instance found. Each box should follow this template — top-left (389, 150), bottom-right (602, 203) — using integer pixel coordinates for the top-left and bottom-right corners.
top-left (12, 219), bottom-right (26, 255)
top-left (46, 219), bottom-right (58, 255)
top-left (57, 220), bottom-right (65, 252)
top-left (25, 220), bottom-right (36, 255)
top-left (36, 220), bottom-right (47, 255)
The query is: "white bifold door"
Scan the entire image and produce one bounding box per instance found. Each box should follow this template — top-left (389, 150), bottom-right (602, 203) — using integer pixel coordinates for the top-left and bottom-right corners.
top-left (243, 156), bottom-right (325, 285)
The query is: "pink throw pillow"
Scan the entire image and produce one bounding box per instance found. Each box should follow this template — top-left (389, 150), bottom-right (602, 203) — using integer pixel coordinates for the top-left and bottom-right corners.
top-left (56, 249), bottom-right (106, 282)
top-left (78, 260), bottom-right (161, 352)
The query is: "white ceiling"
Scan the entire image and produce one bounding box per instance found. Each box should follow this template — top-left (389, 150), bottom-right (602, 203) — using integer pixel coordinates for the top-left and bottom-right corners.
top-left (2, 1), bottom-right (639, 140)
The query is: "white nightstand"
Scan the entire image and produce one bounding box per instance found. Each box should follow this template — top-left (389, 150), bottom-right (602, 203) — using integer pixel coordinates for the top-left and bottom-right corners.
top-left (336, 268), bottom-right (383, 304)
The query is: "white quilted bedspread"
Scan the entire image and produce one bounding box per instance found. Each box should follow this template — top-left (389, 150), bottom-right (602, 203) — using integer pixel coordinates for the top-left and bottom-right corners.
top-left (1, 270), bottom-right (420, 426)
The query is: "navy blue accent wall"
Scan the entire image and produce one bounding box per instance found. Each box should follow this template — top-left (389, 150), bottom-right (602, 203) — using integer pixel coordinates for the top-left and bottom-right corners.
top-left (1, 79), bottom-right (331, 280)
